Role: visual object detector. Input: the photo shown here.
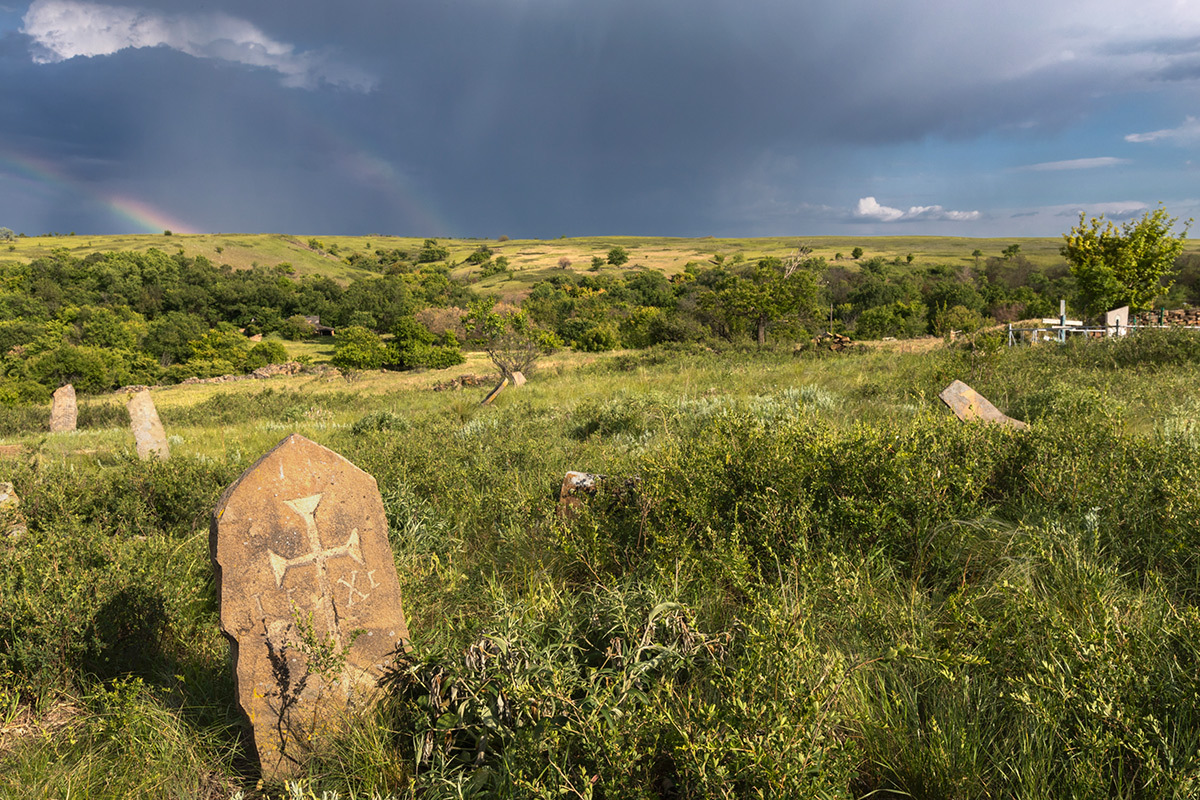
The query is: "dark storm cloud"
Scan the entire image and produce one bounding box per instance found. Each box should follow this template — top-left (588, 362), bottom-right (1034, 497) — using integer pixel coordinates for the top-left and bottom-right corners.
top-left (5, 0), bottom-right (1200, 235)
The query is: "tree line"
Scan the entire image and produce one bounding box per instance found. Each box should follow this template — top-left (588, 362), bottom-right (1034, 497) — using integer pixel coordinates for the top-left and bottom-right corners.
top-left (0, 211), bottom-right (1193, 403)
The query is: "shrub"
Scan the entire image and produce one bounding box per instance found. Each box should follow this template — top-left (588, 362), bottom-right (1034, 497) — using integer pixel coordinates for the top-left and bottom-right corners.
top-left (331, 325), bottom-right (386, 370)
top-left (245, 340), bottom-right (289, 371)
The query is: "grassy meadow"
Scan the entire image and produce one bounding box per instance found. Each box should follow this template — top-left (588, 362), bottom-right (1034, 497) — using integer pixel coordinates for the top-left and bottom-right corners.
top-left (2, 332), bottom-right (1200, 798)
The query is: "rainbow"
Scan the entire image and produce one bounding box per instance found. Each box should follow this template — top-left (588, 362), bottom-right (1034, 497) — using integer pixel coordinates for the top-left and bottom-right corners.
top-left (0, 147), bottom-right (199, 234)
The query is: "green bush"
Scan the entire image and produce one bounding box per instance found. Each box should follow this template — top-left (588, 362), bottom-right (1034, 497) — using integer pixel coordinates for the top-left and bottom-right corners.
top-left (331, 325), bottom-right (386, 370)
top-left (244, 339), bottom-right (288, 371)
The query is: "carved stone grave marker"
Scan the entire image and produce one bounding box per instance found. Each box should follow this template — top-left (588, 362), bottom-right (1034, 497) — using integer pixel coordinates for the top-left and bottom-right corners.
top-left (210, 434), bottom-right (410, 780)
top-left (511, 370), bottom-right (527, 387)
top-left (127, 389), bottom-right (170, 460)
top-left (49, 384), bottom-right (77, 433)
top-left (938, 380), bottom-right (1027, 430)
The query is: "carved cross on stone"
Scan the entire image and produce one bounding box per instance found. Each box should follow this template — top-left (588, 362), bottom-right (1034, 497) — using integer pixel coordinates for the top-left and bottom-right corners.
top-left (210, 434), bottom-right (410, 780)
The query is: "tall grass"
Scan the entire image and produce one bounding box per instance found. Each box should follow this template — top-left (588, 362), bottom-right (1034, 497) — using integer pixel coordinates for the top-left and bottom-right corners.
top-left (2, 343), bottom-right (1200, 796)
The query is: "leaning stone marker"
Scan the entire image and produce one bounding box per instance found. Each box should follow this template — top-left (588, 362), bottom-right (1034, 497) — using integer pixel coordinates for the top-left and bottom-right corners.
top-left (510, 370), bottom-right (527, 387)
top-left (127, 389), bottom-right (169, 460)
top-left (938, 380), bottom-right (1028, 430)
top-left (481, 376), bottom-right (509, 405)
top-left (210, 434), bottom-right (410, 780)
top-left (49, 384), bottom-right (77, 432)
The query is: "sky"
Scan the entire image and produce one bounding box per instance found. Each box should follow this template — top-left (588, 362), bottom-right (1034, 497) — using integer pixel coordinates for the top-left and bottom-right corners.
top-left (1, 0), bottom-right (1200, 238)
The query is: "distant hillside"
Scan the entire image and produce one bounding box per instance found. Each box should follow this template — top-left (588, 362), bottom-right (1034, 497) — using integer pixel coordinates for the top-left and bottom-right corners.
top-left (1, 232), bottom-right (1085, 289)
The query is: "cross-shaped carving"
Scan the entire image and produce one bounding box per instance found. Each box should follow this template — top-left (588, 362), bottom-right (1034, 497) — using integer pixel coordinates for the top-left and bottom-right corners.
top-left (267, 493), bottom-right (365, 638)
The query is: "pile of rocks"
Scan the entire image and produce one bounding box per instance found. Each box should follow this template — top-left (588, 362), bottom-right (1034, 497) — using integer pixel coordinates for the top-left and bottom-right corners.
top-left (813, 332), bottom-right (855, 352)
top-left (432, 374), bottom-right (491, 391)
top-left (1134, 308), bottom-right (1200, 326)
top-left (119, 362), bottom-right (320, 393)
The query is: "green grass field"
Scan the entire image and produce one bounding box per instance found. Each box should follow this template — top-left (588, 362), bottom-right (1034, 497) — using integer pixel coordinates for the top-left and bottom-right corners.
top-left (3, 334), bottom-right (1200, 797)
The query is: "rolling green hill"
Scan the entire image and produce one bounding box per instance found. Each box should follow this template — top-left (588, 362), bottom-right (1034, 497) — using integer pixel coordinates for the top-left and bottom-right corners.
top-left (2, 232), bottom-right (1093, 287)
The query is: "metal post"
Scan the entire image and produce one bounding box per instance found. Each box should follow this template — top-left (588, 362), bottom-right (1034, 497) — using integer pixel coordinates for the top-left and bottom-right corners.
top-left (1059, 298), bottom-right (1066, 343)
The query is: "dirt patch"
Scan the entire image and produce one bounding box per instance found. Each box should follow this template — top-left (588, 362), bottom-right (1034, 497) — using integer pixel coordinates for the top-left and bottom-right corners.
top-left (0, 701), bottom-right (83, 755)
top-left (859, 336), bottom-right (945, 354)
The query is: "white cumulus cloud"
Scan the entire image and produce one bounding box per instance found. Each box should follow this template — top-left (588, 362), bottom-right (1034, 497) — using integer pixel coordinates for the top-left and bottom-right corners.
top-left (854, 196), bottom-right (980, 223)
top-left (21, 0), bottom-right (375, 91)
top-left (1125, 116), bottom-right (1200, 144)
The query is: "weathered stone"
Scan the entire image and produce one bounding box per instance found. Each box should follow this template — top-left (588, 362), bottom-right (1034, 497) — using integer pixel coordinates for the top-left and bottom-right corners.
top-left (210, 434), bottom-right (410, 780)
top-left (127, 390), bottom-right (170, 460)
top-left (481, 377), bottom-right (509, 405)
top-left (49, 384), bottom-right (77, 433)
top-left (938, 380), bottom-right (1028, 430)
top-left (0, 482), bottom-right (27, 537)
top-left (559, 471), bottom-right (601, 516)
top-left (558, 471), bottom-right (642, 519)
top-left (510, 371), bottom-right (527, 387)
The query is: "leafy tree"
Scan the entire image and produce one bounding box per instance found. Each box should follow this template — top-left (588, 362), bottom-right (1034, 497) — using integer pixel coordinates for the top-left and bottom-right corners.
top-left (331, 325), bottom-right (387, 370)
top-left (387, 316), bottom-right (464, 370)
top-left (607, 247), bottom-right (629, 267)
top-left (246, 339), bottom-right (290, 370)
top-left (464, 299), bottom-right (560, 378)
top-left (1062, 207), bottom-right (1191, 313)
top-left (700, 257), bottom-right (822, 346)
top-left (465, 245), bottom-right (494, 265)
top-left (851, 246), bottom-right (864, 260)
top-left (416, 239), bottom-right (451, 264)
top-left (144, 311), bottom-right (206, 366)
top-left (279, 314), bottom-right (316, 340)
top-left (1002, 243), bottom-right (1021, 260)
top-left (0, 228), bottom-right (13, 242)
top-left (188, 327), bottom-right (251, 371)
top-left (590, 256), bottom-right (605, 270)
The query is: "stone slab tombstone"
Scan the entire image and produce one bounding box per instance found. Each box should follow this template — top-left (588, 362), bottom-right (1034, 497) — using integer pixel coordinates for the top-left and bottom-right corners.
top-left (510, 371), bottom-right (527, 387)
top-left (127, 389), bottom-right (169, 460)
top-left (481, 376), bottom-right (509, 405)
top-left (49, 384), bottom-right (77, 433)
top-left (938, 380), bottom-right (1028, 430)
top-left (1105, 305), bottom-right (1130, 337)
top-left (210, 434), bottom-right (410, 780)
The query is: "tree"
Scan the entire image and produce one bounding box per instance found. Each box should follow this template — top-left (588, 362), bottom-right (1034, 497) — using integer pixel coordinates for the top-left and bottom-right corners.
top-left (607, 246), bottom-right (629, 266)
top-left (416, 239), bottom-right (450, 264)
top-left (851, 246), bottom-right (864, 260)
top-left (701, 257), bottom-right (822, 346)
top-left (463, 299), bottom-right (560, 378)
top-left (1062, 206), bottom-right (1191, 313)
top-left (331, 325), bottom-right (387, 370)
top-left (0, 228), bottom-right (13, 242)
top-left (1002, 243), bottom-right (1021, 260)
